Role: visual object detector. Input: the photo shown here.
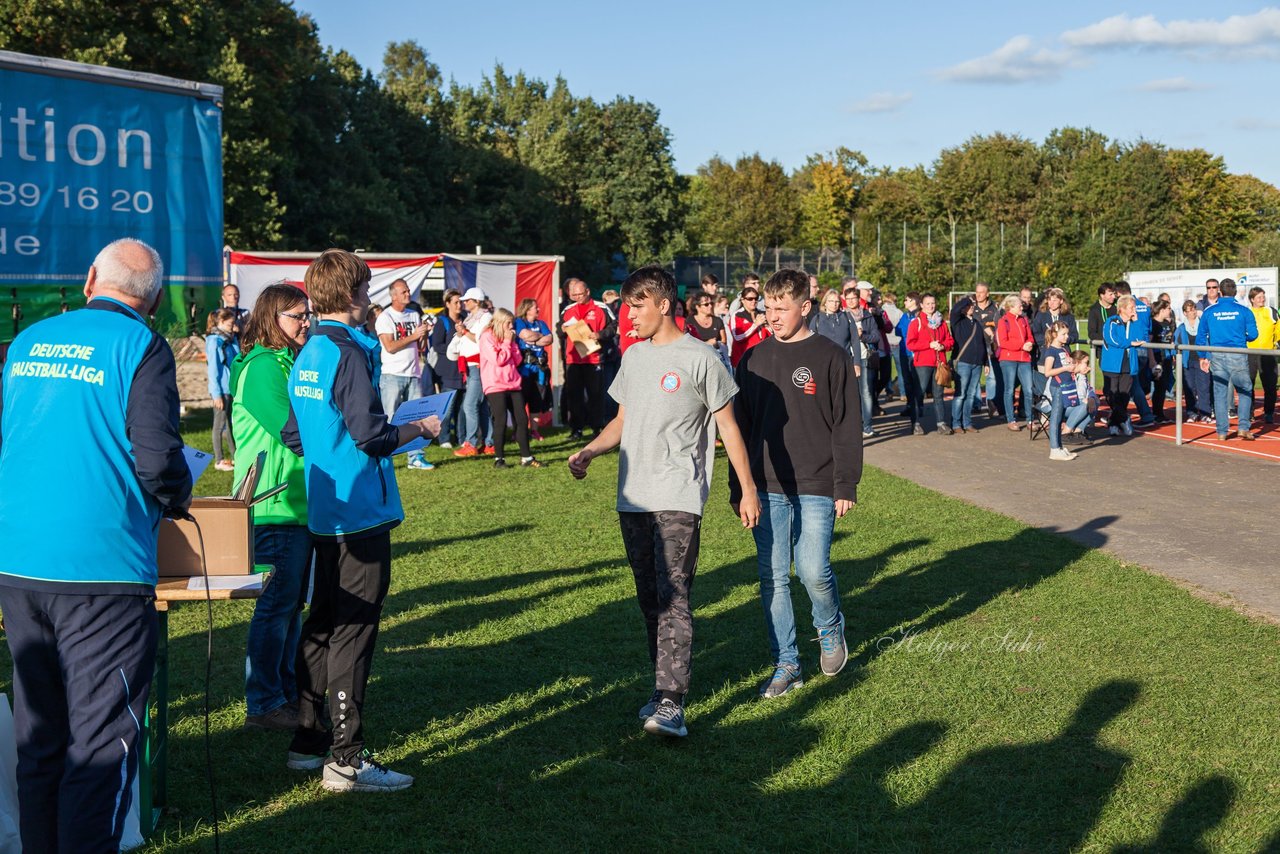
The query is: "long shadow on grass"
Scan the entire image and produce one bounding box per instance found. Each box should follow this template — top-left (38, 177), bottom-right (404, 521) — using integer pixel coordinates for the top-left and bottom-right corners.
top-left (850, 516), bottom-right (1118, 667)
top-left (150, 515), bottom-right (1125, 850)
top-left (1113, 774), bottom-right (1235, 854)
top-left (391, 523), bottom-right (532, 558)
top-left (889, 679), bottom-right (1139, 850)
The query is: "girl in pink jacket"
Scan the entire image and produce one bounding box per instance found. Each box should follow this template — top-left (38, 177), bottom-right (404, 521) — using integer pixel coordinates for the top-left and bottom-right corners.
top-left (480, 308), bottom-right (542, 468)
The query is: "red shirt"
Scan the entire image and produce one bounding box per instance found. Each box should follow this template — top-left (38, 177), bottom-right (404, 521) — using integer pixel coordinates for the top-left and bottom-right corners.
top-left (731, 310), bottom-right (770, 368)
top-left (617, 306), bottom-right (640, 355)
top-left (905, 315), bottom-right (955, 368)
top-left (562, 300), bottom-right (608, 365)
top-left (996, 313), bottom-right (1033, 362)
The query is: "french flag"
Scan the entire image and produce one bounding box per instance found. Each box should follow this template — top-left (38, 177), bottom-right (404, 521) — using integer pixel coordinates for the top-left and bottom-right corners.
top-left (443, 258), bottom-right (556, 324)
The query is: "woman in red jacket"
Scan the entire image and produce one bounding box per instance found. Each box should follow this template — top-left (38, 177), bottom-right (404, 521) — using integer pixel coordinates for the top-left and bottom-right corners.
top-left (996, 294), bottom-right (1035, 430)
top-left (905, 294), bottom-right (955, 435)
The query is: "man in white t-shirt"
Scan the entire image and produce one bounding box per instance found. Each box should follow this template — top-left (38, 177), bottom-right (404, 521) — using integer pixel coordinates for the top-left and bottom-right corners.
top-left (376, 278), bottom-right (431, 470)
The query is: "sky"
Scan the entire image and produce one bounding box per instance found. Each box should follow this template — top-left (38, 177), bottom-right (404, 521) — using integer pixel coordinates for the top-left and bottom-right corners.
top-left (291, 1), bottom-right (1280, 185)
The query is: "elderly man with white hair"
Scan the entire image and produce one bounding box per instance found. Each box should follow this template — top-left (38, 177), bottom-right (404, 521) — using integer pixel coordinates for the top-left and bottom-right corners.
top-left (0, 237), bottom-right (192, 851)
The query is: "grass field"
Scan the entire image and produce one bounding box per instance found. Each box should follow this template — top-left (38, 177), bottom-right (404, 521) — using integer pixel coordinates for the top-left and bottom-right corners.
top-left (7, 411), bottom-right (1278, 852)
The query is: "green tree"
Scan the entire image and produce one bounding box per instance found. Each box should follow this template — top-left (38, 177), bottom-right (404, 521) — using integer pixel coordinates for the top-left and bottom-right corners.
top-left (793, 148), bottom-right (867, 269)
top-left (689, 154), bottom-right (798, 269)
top-left (931, 133), bottom-right (1042, 231)
top-left (1164, 148), bottom-right (1252, 264)
top-left (1104, 141), bottom-right (1175, 259)
top-left (1037, 127), bottom-right (1117, 247)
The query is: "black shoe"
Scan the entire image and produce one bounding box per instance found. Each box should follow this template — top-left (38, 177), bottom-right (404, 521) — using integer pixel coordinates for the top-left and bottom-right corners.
top-left (569, 430), bottom-right (584, 441)
top-left (494, 458), bottom-right (509, 469)
top-left (1267, 415), bottom-right (1275, 425)
top-left (245, 703), bottom-right (299, 732)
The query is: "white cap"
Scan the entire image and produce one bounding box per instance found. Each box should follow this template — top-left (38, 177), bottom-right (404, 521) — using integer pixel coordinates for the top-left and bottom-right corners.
top-left (461, 287), bottom-right (487, 302)
top-left (856, 280), bottom-right (874, 292)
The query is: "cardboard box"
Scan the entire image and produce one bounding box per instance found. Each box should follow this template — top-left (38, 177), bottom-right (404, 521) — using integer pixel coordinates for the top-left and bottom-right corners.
top-left (155, 452), bottom-right (285, 576)
top-left (157, 497), bottom-right (253, 576)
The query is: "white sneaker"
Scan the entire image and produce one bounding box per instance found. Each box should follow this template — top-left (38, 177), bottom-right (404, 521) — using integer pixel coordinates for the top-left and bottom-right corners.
top-left (439, 441), bottom-right (453, 449)
top-left (1122, 421), bottom-right (1133, 436)
top-left (321, 752), bottom-right (413, 793)
top-left (1049, 448), bottom-right (1075, 461)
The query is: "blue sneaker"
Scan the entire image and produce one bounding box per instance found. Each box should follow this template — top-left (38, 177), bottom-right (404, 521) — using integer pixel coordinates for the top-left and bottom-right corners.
top-left (816, 616), bottom-right (848, 676)
top-left (643, 698), bottom-right (687, 737)
top-left (759, 663), bottom-right (803, 699)
top-left (638, 689), bottom-right (663, 720)
top-left (407, 456), bottom-right (434, 471)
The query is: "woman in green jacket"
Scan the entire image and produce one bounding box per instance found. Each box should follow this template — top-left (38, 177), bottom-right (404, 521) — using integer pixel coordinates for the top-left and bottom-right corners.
top-left (232, 283), bottom-right (313, 732)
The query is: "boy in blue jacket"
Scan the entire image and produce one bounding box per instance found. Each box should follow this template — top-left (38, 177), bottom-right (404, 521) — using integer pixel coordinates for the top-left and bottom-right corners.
top-left (282, 249), bottom-right (440, 792)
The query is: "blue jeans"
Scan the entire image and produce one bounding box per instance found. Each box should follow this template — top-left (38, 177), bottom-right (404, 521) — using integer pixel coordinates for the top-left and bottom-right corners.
top-left (899, 352), bottom-right (922, 419)
top-left (1048, 382), bottom-right (1066, 449)
top-left (952, 361), bottom-right (982, 429)
top-left (752, 492), bottom-right (842, 670)
top-left (1001, 360), bottom-right (1034, 423)
top-left (1132, 361), bottom-right (1154, 421)
top-left (1064, 398), bottom-right (1092, 432)
top-left (1186, 361), bottom-right (1212, 417)
top-left (459, 365), bottom-right (493, 447)
top-left (987, 355), bottom-right (1005, 416)
top-left (858, 366), bottom-right (873, 433)
top-left (246, 524), bottom-right (313, 716)
top-left (378, 372), bottom-right (421, 418)
top-left (380, 373), bottom-right (423, 458)
top-left (888, 347), bottom-right (905, 396)
top-left (1210, 353), bottom-right (1252, 436)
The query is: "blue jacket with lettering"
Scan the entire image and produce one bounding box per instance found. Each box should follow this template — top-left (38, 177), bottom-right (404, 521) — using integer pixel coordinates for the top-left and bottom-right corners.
top-left (0, 299), bottom-right (192, 594)
top-left (281, 320), bottom-right (403, 541)
top-left (1195, 298), bottom-right (1258, 357)
top-left (1133, 299), bottom-right (1152, 343)
top-left (1101, 315), bottom-right (1142, 375)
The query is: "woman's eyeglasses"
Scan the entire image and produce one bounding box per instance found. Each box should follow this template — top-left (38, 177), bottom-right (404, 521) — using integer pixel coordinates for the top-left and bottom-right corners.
top-left (279, 310), bottom-right (313, 322)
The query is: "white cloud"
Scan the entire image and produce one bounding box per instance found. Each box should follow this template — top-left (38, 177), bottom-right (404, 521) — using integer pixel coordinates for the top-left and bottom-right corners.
top-left (938, 36), bottom-right (1079, 83)
top-left (1063, 9), bottom-right (1280, 48)
top-left (1137, 76), bottom-right (1208, 93)
top-left (1234, 117), bottom-right (1280, 131)
top-left (849, 92), bottom-right (913, 113)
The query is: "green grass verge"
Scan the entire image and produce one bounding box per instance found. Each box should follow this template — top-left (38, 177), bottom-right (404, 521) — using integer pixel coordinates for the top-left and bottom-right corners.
top-left (5, 411), bottom-right (1277, 852)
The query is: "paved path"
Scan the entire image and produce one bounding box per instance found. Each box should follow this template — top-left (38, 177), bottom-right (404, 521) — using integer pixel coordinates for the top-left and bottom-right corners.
top-left (864, 408), bottom-right (1280, 623)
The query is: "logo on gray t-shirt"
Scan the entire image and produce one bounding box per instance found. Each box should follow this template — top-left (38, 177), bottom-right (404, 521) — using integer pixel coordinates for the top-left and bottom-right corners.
top-left (609, 336), bottom-right (738, 516)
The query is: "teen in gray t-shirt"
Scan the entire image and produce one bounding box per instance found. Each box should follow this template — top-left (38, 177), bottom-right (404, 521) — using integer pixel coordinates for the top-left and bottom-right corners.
top-left (609, 335), bottom-right (737, 516)
top-left (569, 266), bottom-right (758, 741)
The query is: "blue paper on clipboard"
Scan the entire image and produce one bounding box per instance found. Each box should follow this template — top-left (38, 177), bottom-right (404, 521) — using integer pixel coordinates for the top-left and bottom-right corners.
top-left (391, 390), bottom-right (457, 454)
top-left (183, 446), bottom-right (213, 482)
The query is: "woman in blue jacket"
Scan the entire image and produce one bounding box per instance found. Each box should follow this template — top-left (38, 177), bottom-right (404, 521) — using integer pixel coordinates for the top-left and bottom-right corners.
top-left (1101, 296), bottom-right (1143, 436)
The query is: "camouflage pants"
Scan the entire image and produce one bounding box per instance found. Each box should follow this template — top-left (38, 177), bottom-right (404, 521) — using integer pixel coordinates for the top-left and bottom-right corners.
top-left (618, 511), bottom-right (701, 695)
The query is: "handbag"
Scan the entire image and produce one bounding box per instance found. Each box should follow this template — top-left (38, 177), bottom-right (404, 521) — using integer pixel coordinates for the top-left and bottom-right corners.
top-left (935, 355), bottom-right (953, 387)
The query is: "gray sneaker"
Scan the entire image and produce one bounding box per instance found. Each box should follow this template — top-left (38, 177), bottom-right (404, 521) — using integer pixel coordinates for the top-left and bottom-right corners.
top-left (638, 689), bottom-right (663, 720)
top-left (321, 751), bottom-right (413, 793)
top-left (642, 699), bottom-right (687, 737)
top-left (759, 663), bottom-right (803, 699)
top-left (286, 750), bottom-right (326, 771)
top-left (816, 617), bottom-right (848, 677)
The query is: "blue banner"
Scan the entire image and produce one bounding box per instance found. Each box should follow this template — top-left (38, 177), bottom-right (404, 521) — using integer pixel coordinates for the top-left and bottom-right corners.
top-left (0, 60), bottom-right (222, 288)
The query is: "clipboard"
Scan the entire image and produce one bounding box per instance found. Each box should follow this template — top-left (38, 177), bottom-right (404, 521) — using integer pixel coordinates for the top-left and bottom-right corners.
top-left (390, 390), bottom-right (457, 454)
